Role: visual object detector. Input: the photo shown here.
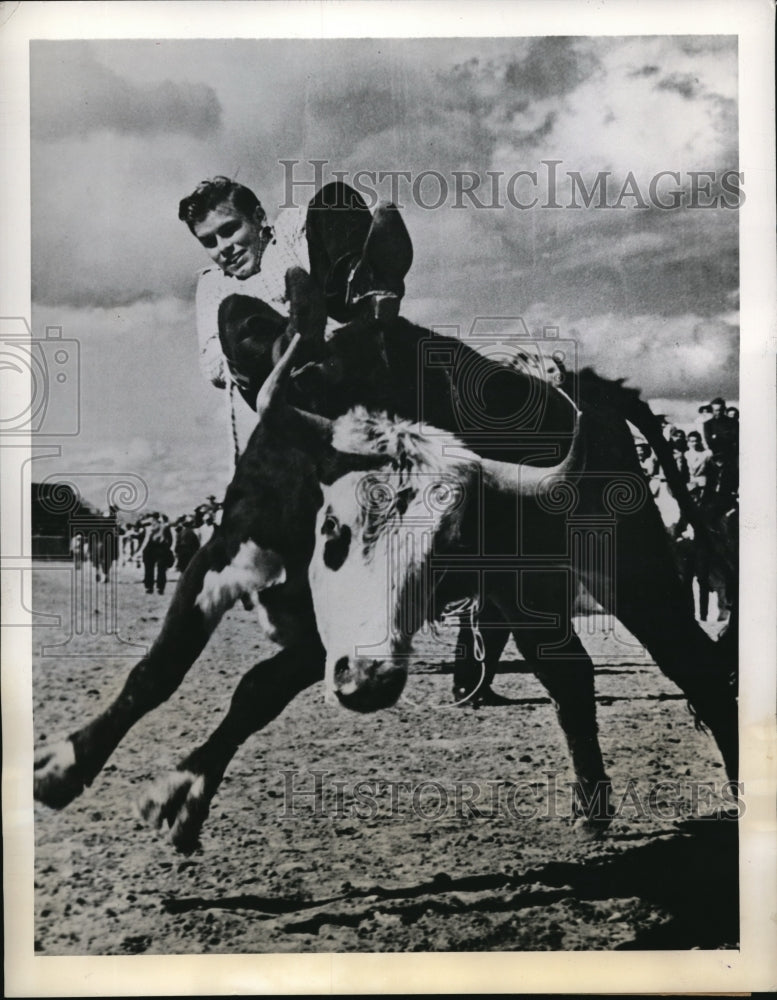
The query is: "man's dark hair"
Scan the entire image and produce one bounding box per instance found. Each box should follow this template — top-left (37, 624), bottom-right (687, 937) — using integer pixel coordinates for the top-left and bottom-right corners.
top-left (710, 396), bottom-right (726, 408)
top-left (178, 176), bottom-right (264, 233)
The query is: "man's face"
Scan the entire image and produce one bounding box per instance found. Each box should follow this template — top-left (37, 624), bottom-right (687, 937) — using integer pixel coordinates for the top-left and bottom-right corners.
top-left (711, 402), bottom-right (725, 419)
top-left (192, 203), bottom-right (267, 279)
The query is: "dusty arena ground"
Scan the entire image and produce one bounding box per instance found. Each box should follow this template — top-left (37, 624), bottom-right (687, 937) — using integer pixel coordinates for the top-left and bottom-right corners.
top-left (32, 563), bottom-right (738, 955)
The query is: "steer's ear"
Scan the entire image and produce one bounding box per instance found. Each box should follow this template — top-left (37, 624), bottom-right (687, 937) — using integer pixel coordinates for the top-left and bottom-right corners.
top-left (318, 446), bottom-right (389, 486)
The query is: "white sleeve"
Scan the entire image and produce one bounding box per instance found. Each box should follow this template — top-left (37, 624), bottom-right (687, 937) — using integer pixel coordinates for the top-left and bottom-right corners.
top-left (272, 206), bottom-right (311, 273)
top-left (195, 269), bottom-right (228, 389)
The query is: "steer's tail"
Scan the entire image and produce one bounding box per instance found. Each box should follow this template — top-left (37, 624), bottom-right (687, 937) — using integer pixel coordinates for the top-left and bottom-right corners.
top-left (574, 368), bottom-right (735, 576)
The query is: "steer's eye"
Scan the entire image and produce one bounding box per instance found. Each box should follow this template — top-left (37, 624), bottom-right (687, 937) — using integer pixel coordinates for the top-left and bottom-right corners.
top-left (321, 511), bottom-right (340, 536)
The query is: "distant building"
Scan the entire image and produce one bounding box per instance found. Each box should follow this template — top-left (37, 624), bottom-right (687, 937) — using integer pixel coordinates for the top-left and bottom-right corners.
top-left (31, 482), bottom-right (101, 560)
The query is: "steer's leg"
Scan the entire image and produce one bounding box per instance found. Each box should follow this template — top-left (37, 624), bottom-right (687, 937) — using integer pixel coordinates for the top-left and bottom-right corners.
top-left (490, 571), bottom-right (612, 836)
top-left (34, 538), bottom-right (238, 809)
top-left (581, 517), bottom-right (738, 780)
top-left (513, 626), bottom-right (612, 837)
top-left (138, 639), bottom-right (325, 853)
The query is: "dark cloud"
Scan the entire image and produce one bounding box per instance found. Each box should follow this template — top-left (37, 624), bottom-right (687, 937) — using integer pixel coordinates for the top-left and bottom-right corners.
top-left (31, 42), bottom-right (221, 140)
top-left (629, 64), bottom-right (660, 77)
top-left (656, 72), bottom-right (702, 100)
top-left (442, 39), bottom-right (599, 117)
top-left (485, 178), bottom-right (739, 322)
top-left (504, 38), bottom-right (600, 99)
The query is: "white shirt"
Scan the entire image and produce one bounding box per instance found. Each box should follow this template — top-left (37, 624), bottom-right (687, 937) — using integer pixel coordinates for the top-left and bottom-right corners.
top-left (686, 446), bottom-right (711, 484)
top-left (196, 522), bottom-right (215, 545)
top-left (195, 206), bottom-right (310, 388)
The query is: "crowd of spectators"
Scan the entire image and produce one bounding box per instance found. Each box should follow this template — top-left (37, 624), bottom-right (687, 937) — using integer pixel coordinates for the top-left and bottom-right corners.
top-left (118, 494), bottom-right (224, 595)
top-left (635, 396), bottom-right (738, 623)
top-left (635, 396), bottom-right (739, 516)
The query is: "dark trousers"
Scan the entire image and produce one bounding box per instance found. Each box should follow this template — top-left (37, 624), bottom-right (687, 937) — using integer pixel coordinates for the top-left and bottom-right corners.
top-left (305, 182), bottom-right (375, 322)
top-left (217, 182), bottom-right (411, 409)
top-left (175, 531), bottom-right (200, 573)
top-left (143, 544), bottom-right (169, 594)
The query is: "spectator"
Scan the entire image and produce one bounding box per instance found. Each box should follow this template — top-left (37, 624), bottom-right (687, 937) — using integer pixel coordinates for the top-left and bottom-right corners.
top-left (195, 507), bottom-right (216, 546)
top-left (686, 430), bottom-right (712, 501)
top-left (665, 425), bottom-right (688, 453)
top-left (635, 439), bottom-right (659, 482)
top-left (139, 512), bottom-right (174, 595)
top-left (175, 514), bottom-right (201, 572)
top-left (702, 396), bottom-right (737, 459)
top-left (702, 452), bottom-right (738, 515)
top-left (671, 443), bottom-right (690, 485)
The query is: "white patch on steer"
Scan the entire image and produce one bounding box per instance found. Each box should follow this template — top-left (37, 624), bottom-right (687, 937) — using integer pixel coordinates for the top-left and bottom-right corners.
top-left (137, 770), bottom-right (201, 817)
top-left (323, 663), bottom-right (340, 706)
top-left (34, 739), bottom-right (76, 781)
top-left (313, 409), bottom-right (479, 704)
top-left (195, 541), bottom-right (285, 622)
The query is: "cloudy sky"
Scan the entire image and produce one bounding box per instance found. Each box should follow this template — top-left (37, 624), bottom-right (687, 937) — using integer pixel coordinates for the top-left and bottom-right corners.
top-left (29, 35), bottom-right (739, 514)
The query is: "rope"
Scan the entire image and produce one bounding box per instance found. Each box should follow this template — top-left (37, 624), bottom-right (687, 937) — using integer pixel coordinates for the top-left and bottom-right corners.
top-left (228, 380), bottom-right (241, 471)
top-left (439, 595), bottom-right (487, 707)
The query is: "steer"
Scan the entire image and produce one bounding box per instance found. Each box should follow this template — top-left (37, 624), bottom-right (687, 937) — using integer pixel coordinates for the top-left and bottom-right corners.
top-left (307, 405), bottom-right (738, 833)
top-left (34, 326), bottom-right (737, 852)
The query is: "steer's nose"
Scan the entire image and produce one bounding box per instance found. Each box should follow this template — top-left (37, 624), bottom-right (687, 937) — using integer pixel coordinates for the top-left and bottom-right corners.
top-left (333, 655), bottom-right (407, 713)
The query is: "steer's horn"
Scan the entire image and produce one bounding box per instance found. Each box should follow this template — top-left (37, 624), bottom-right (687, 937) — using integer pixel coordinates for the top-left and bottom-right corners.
top-left (479, 411), bottom-right (586, 496)
top-left (255, 333), bottom-right (334, 442)
top-left (255, 332), bottom-right (302, 418)
top-left (289, 405), bottom-right (334, 442)
top-left (255, 332), bottom-right (386, 469)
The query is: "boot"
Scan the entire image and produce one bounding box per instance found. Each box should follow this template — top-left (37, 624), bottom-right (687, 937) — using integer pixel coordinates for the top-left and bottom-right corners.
top-left (346, 201), bottom-right (413, 320)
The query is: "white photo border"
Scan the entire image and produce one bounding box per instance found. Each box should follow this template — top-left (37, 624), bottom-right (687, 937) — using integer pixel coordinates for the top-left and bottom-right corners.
top-left (2, 0), bottom-right (775, 994)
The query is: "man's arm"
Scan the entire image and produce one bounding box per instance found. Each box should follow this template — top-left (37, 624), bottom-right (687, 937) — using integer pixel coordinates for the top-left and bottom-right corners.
top-left (195, 269), bottom-right (229, 389)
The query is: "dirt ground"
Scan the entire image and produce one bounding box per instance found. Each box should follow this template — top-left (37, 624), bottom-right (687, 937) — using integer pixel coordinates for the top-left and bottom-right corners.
top-left (32, 562), bottom-right (738, 955)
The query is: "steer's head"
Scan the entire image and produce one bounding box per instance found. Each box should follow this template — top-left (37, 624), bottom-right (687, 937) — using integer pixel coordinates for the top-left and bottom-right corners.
top-left (310, 410), bottom-right (475, 712)
top-left (309, 406), bottom-right (587, 713)
top-left (258, 335), bottom-right (586, 714)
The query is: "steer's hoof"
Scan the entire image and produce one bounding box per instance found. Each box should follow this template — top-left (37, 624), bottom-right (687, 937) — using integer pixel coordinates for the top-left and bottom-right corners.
top-left (572, 815), bottom-right (612, 840)
top-left (136, 770), bottom-right (209, 855)
top-left (34, 740), bottom-right (84, 809)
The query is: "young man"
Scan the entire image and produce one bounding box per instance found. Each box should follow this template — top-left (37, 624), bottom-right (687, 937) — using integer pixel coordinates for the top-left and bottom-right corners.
top-left (178, 177), bottom-right (413, 411)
